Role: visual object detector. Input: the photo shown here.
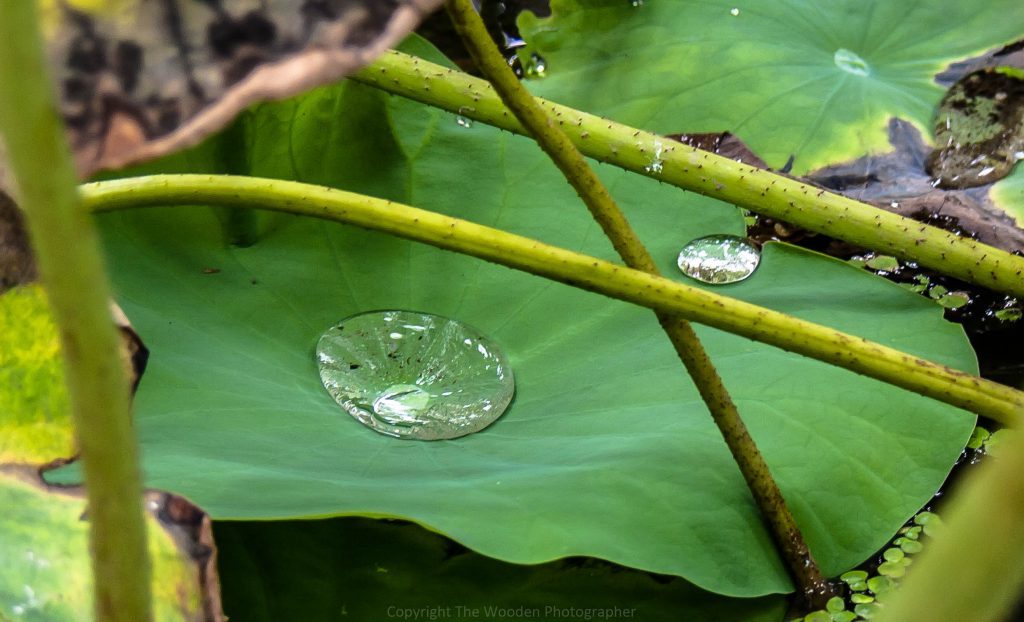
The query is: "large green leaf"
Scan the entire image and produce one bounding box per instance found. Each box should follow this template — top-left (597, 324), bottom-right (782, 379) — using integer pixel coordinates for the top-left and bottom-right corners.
top-left (51, 37), bottom-right (977, 597)
top-left (215, 517), bottom-right (786, 621)
top-left (519, 0), bottom-right (1023, 174)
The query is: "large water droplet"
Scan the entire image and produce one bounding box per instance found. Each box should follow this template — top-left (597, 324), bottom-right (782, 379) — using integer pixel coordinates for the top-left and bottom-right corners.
top-left (834, 49), bottom-right (870, 77)
top-left (677, 235), bottom-right (761, 284)
top-left (316, 311), bottom-right (515, 440)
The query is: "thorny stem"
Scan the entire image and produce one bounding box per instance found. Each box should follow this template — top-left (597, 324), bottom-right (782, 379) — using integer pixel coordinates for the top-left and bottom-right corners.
top-left (0, 4), bottom-right (151, 621)
top-left (80, 174), bottom-right (1024, 429)
top-left (351, 51), bottom-right (1024, 299)
top-left (444, 0), bottom-right (832, 605)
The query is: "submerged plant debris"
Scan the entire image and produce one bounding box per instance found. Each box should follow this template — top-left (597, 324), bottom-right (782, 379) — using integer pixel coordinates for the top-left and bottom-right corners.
top-left (927, 67), bottom-right (1024, 189)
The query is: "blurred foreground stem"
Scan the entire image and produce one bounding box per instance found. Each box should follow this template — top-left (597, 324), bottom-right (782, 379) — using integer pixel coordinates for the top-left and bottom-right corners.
top-left (0, 3), bottom-right (150, 621)
top-left (445, 0), bottom-right (832, 606)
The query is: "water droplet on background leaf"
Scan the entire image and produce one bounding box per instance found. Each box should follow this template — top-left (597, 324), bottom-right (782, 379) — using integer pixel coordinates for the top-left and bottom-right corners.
top-left (524, 52), bottom-right (547, 78)
top-left (456, 115), bottom-right (473, 128)
top-left (316, 311), bottom-right (515, 440)
top-left (834, 49), bottom-right (870, 77)
top-left (730, 7), bottom-right (740, 16)
top-left (677, 235), bottom-right (761, 284)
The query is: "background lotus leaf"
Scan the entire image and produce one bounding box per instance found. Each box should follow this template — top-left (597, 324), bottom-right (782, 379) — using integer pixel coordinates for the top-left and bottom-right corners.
top-left (518, 0), bottom-right (1023, 174)
top-left (0, 284), bottom-right (217, 619)
top-left (0, 469), bottom-right (205, 620)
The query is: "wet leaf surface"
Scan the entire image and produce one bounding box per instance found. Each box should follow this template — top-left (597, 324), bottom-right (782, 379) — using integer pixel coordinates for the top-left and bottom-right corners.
top-left (215, 517), bottom-right (787, 622)
top-left (0, 284), bottom-right (213, 618)
top-left (45, 36), bottom-right (980, 598)
top-left (927, 67), bottom-right (1024, 189)
top-left (0, 467), bottom-right (222, 620)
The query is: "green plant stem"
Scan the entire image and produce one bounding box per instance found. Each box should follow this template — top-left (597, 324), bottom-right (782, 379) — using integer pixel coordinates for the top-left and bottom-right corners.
top-left (444, 0), bottom-right (830, 605)
top-left (0, 4), bottom-right (151, 621)
top-left (80, 174), bottom-right (1024, 427)
top-left (877, 430), bottom-right (1024, 622)
top-left (351, 51), bottom-right (1024, 299)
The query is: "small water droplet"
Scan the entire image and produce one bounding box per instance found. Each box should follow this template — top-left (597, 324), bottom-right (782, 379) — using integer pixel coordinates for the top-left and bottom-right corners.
top-left (834, 48), bottom-right (870, 77)
top-left (524, 53), bottom-right (547, 78)
top-left (630, 0), bottom-right (643, 6)
top-left (730, 7), bottom-right (740, 16)
top-left (317, 311), bottom-right (515, 440)
top-left (677, 235), bottom-right (760, 284)
top-left (456, 115), bottom-right (473, 128)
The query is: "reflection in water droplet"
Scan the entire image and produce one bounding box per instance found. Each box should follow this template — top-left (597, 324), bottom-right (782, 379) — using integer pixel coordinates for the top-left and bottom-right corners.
top-left (677, 235), bottom-right (761, 284)
top-left (730, 7), bottom-right (740, 16)
top-left (316, 311), bottom-right (515, 440)
top-left (456, 115), bottom-right (473, 128)
top-left (524, 53), bottom-right (547, 78)
top-left (834, 49), bottom-right (870, 77)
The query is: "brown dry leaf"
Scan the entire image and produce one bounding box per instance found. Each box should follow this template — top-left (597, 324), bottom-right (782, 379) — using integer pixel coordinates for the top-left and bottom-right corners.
top-left (13, 0), bottom-right (443, 182)
top-left (805, 118), bottom-right (1024, 254)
